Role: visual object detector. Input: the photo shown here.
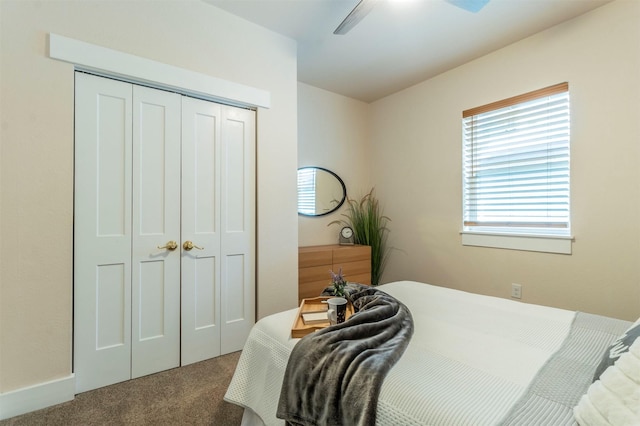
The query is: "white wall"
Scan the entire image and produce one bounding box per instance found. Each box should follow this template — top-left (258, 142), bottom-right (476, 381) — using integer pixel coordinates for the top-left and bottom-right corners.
top-left (370, 0), bottom-right (640, 321)
top-left (297, 83), bottom-right (371, 246)
top-left (0, 0), bottom-right (298, 400)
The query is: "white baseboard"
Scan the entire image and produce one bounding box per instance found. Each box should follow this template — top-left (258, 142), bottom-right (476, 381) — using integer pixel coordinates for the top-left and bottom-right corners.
top-left (0, 374), bottom-right (75, 420)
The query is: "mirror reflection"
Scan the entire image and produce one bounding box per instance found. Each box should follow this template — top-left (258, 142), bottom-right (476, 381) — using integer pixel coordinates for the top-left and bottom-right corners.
top-left (297, 167), bottom-right (346, 217)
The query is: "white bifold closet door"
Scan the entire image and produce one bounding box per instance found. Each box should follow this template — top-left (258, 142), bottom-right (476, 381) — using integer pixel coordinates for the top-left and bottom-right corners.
top-left (74, 72), bottom-right (255, 393)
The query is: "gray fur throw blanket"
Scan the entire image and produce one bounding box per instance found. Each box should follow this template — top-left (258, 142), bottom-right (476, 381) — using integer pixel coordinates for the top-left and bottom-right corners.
top-left (276, 283), bottom-right (414, 426)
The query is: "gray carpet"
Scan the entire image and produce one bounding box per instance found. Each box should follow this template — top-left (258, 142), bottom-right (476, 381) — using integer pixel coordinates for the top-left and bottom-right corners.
top-left (1, 351), bottom-right (244, 426)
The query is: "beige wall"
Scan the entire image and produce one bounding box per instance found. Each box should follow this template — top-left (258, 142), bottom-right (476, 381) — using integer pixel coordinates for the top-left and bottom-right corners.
top-left (370, 0), bottom-right (640, 321)
top-left (298, 83), bottom-right (371, 246)
top-left (0, 0), bottom-right (298, 393)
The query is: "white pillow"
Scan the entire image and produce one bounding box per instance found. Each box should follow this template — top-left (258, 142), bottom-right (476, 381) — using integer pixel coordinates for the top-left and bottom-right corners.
top-left (592, 319), bottom-right (640, 381)
top-left (574, 336), bottom-right (640, 425)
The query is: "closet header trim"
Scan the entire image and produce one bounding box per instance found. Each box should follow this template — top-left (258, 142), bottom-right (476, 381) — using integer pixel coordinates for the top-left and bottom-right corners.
top-left (48, 33), bottom-right (270, 109)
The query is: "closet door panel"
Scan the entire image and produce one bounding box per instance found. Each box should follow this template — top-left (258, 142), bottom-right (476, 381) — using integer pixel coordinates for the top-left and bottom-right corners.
top-left (95, 264), bottom-right (127, 348)
top-left (224, 118), bottom-right (246, 233)
top-left (74, 73), bottom-right (133, 393)
top-left (131, 86), bottom-right (181, 378)
top-left (181, 97), bottom-right (222, 366)
top-left (76, 74), bottom-right (257, 388)
top-left (194, 257), bottom-right (217, 327)
top-left (220, 107), bottom-right (256, 354)
top-left (223, 254), bottom-right (246, 321)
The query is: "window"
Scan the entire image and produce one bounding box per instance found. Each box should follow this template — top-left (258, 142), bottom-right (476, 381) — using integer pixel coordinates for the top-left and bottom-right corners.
top-left (297, 167), bottom-right (317, 215)
top-left (462, 83), bottom-right (572, 253)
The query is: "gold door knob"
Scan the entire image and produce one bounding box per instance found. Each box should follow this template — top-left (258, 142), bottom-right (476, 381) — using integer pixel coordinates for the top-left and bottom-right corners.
top-left (157, 240), bottom-right (178, 251)
top-left (183, 241), bottom-right (204, 251)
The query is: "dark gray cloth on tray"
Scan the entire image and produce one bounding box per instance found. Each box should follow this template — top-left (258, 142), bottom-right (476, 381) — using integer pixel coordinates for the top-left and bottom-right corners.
top-left (276, 283), bottom-right (414, 426)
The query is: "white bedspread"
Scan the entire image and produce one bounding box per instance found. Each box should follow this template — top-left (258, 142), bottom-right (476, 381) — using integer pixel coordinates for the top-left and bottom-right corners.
top-left (224, 281), bottom-right (576, 426)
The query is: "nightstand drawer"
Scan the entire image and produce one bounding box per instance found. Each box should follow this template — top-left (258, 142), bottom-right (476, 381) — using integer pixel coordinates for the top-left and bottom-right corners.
top-left (299, 246), bottom-right (333, 268)
top-left (299, 264), bottom-right (332, 284)
top-left (333, 245), bottom-right (370, 264)
top-left (298, 279), bottom-right (330, 300)
top-left (336, 259), bottom-right (371, 279)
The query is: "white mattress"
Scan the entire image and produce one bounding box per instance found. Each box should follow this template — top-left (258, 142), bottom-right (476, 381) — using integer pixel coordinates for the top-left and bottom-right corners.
top-left (224, 281), bottom-right (576, 425)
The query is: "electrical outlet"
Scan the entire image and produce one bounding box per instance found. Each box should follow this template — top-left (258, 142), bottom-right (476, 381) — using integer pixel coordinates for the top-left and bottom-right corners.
top-left (511, 283), bottom-right (522, 299)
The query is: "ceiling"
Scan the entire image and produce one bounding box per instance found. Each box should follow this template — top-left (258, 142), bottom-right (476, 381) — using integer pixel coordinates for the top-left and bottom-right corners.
top-left (204, 0), bottom-right (612, 103)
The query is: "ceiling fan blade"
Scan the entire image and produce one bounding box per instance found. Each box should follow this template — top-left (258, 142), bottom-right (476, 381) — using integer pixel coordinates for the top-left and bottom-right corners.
top-left (334, 0), bottom-right (380, 35)
top-left (446, 0), bottom-right (490, 13)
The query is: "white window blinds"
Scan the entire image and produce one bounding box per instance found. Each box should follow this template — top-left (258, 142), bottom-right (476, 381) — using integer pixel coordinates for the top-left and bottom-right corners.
top-left (298, 167), bottom-right (316, 215)
top-left (463, 83), bottom-right (570, 234)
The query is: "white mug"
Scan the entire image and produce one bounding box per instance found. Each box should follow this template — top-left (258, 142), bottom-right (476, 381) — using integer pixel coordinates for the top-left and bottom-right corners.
top-left (327, 297), bottom-right (347, 325)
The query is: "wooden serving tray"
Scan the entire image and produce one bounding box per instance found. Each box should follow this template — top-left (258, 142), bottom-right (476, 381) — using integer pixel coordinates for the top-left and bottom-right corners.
top-left (291, 296), bottom-right (354, 338)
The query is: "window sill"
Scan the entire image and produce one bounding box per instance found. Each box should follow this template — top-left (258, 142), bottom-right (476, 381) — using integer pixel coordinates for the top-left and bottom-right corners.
top-left (461, 231), bottom-right (574, 254)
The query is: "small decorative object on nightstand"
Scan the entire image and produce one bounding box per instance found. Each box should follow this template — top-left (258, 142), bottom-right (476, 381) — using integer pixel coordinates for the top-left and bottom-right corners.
top-left (339, 226), bottom-right (354, 245)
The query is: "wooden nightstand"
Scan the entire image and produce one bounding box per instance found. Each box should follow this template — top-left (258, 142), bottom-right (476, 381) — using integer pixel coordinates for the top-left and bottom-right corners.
top-left (298, 244), bottom-right (371, 303)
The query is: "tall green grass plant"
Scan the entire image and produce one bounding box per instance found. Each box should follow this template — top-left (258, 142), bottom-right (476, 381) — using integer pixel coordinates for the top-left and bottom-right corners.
top-left (330, 188), bottom-right (390, 286)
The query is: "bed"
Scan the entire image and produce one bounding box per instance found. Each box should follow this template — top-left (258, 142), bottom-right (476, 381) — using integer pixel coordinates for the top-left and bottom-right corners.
top-left (224, 281), bottom-right (639, 425)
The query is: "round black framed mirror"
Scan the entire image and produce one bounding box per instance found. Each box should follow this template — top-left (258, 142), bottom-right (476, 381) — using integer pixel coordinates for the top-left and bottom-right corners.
top-left (297, 167), bottom-right (346, 217)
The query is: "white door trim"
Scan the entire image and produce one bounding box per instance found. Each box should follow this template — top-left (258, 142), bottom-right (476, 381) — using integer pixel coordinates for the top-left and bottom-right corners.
top-left (48, 33), bottom-right (271, 109)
